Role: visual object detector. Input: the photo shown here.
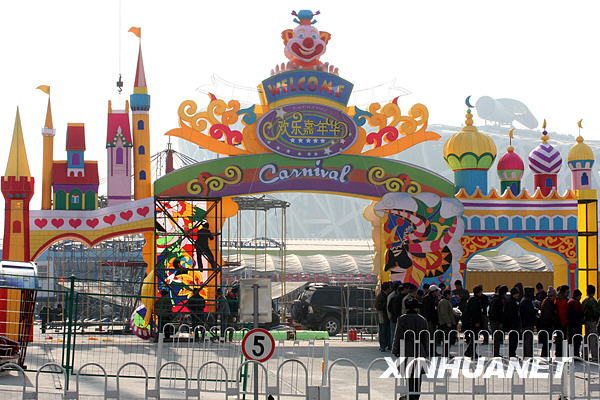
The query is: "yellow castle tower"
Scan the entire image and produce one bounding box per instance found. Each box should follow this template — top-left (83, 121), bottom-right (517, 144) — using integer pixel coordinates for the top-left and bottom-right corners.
top-left (130, 43), bottom-right (152, 200)
top-left (567, 122), bottom-right (598, 291)
top-left (1, 108), bottom-right (35, 261)
top-left (39, 87), bottom-right (55, 210)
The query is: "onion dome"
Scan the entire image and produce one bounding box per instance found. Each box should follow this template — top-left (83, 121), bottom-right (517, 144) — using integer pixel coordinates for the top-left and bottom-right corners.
top-left (497, 149), bottom-right (524, 181)
top-left (567, 135), bottom-right (594, 166)
top-left (444, 109), bottom-right (497, 171)
top-left (528, 125), bottom-right (562, 174)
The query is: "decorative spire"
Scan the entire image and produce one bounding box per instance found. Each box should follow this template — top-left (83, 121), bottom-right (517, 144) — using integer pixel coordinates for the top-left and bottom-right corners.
top-left (5, 108), bottom-right (31, 178)
top-left (464, 95), bottom-right (475, 127)
top-left (133, 44), bottom-right (147, 94)
top-left (44, 97), bottom-right (54, 130)
top-left (541, 119), bottom-right (549, 144)
top-left (36, 85), bottom-right (54, 130)
top-left (507, 128), bottom-right (515, 152)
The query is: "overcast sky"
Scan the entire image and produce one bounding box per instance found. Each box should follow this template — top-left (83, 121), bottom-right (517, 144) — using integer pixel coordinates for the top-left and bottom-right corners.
top-left (0, 0), bottom-right (598, 213)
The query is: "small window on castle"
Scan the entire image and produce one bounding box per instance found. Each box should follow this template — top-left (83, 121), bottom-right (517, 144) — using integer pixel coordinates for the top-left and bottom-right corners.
top-left (72, 193), bottom-right (80, 204)
top-left (72, 153), bottom-right (81, 166)
top-left (138, 120), bottom-right (144, 130)
top-left (138, 146), bottom-right (145, 155)
top-left (140, 171), bottom-right (146, 180)
top-left (545, 178), bottom-right (553, 187)
top-left (12, 221), bottom-right (21, 233)
top-left (116, 148), bottom-right (123, 164)
top-left (582, 173), bottom-right (589, 186)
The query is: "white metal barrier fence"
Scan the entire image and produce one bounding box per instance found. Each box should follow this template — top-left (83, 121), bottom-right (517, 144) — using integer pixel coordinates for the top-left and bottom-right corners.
top-left (1, 330), bottom-right (598, 399)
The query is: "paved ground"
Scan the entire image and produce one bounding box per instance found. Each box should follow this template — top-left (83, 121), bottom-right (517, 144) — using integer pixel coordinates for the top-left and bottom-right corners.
top-left (0, 331), bottom-right (598, 399)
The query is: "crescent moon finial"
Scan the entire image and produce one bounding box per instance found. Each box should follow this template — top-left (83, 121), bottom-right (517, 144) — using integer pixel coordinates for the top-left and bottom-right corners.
top-left (508, 128), bottom-right (515, 139)
top-left (542, 119), bottom-right (547, 130)
top-left (577, 119), bottom-right (583, 129)
top-left (465, 95), bottom-right (474, 109)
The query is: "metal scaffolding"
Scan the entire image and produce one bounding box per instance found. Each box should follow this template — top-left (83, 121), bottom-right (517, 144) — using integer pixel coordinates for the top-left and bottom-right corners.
top-left (223, 195), bottom-right (290, 313)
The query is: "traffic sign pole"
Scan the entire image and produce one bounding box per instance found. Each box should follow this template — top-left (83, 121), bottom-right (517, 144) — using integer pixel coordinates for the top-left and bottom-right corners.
top-left (253, 283), bottom-right (259, 400)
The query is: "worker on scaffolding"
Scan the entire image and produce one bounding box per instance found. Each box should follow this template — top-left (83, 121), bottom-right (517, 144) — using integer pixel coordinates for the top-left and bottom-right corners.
top-left (191, 221), bottom-right (220, 272)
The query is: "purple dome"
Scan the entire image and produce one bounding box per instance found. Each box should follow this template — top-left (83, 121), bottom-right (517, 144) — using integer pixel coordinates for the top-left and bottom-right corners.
top-left (528, 143), bottom-right (562, 174)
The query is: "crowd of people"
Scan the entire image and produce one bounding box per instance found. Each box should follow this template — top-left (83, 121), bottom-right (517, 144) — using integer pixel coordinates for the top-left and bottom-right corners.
top-left (375, 280), bottom-right (600, 360)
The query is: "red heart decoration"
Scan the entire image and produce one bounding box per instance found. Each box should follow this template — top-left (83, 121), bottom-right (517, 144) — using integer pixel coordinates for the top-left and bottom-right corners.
top-left (120, 210), bottom-right (133, 221)
top-left (86, 218), bottom-right (99, 228)
top-left (34, 219), bottom-right (48, 229)
top-left (51, 219), bottom-right (64, 228)
top-left (137, 207), bottom-right (150, 217)
top-left (103, 214), bottom-right (116, 225)
top-left (69, 219), bottom-right (82, 228)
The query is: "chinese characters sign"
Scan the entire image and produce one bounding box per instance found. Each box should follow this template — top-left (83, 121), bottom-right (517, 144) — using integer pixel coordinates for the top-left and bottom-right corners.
top-left (257, 103), bottom-right (357, 159)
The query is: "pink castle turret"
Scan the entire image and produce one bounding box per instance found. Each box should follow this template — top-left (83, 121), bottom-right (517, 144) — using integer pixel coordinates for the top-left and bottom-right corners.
top-left (106, 100), bottom-right (133, 205)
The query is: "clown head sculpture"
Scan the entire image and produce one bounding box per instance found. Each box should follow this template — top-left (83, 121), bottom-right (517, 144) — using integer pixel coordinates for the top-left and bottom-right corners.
top-left (271, 10), bottom-right (338, 76)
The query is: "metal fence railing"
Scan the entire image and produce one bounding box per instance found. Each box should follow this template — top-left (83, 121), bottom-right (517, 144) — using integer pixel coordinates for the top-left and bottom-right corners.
top-left (0, 345), bottom-right (597, 399)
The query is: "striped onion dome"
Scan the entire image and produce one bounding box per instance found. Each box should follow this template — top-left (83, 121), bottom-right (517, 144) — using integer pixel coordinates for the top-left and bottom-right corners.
top-left (528, 130), bottom-right (562, 174)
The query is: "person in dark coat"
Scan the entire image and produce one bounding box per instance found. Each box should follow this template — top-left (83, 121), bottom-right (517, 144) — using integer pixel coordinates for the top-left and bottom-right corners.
top-left (192, 222), bottom-right (220, 271)
top-left (567, 289), bottom-right (584, 358)
top-left (421, 285), bottom-right (440, 355)
top-left (40, 305), bottom-right (50, 334)
top-left (503, 287), bottom-right (521, 358)
top-left (488, 285), bottom-right (507, 357)
top-left (520, 287), bottom-right (537, 358)
top-left (452, 280), bottom-right (470, 320)
top-left (535, 282), bottom-right (547, 303)
top-left (375, 282), bottom-right (393, 352)
top-left (392, 298), bottom-right (429, 400)
top-left (226, 286), bottom-right (240, 323)
top-left (554, 285), bottom-right (570, 357)
top-left (463, 285), bottom-right (484, 358)
top-left (387, 283), bottom-right (401, 342)
top-left (479, 288), bottom-right (490, 344)
top-left (582, 285), bottom-right (600, 361)
top-left (187, 288), bottom-right (206, 340)
top-left (539, 287), bottom-right (557, 357)
top-left (155, 289), bottom-right (173, 341)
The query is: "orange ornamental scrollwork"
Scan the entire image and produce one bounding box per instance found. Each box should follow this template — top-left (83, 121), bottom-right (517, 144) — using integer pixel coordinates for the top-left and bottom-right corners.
top-left (345, 101), bottom-right (441, 157)
top-left (166, 95), bottom-right (269, 156)
top-left (526, 236), bottom-right (577, 264)
top-left (459, 235), bottom-right (508, 263)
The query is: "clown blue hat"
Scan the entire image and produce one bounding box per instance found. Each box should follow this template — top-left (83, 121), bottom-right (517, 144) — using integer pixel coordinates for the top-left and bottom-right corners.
top-left (292, 10), bottom-right (320, 25)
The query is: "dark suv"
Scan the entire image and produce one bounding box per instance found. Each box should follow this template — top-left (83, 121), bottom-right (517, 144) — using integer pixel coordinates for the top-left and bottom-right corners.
top-left (291, 284), bottom-right (376, 336)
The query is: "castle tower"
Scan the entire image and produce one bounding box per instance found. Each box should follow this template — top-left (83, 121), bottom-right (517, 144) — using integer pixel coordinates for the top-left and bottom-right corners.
top-left (497, 129), bottom-right (524, 195)
top-left (130, 43), bottom-right (152, 200)
top-left (106, 100), bottom-right (133, 205)
top-left (528, 121), bottom-right (562, 196)
top-left (2, 109), bottom-right (34, 261)
top-left (52, 124), bottom-right (99, 210)
top-left (443, 108), bottom-right (497, 195)
top-left (40, 94), bottom-right (55, 210)
top-left (568, 135), bottom-right (594, 190)
top-left (567, 127), bottom-right (598, 291)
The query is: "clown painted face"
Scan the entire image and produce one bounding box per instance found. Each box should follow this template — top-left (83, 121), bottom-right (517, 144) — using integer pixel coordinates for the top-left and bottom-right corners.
top-left (282, 25), bottom-right (331, 67)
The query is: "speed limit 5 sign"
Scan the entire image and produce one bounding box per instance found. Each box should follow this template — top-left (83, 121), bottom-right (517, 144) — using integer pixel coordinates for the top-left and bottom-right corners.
top-left (241, 328), bottom-right (275, 362)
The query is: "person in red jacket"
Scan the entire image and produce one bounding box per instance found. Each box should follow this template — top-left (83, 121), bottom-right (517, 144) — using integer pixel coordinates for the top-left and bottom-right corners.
top-left (567, 289), bottom-right (584, 358)
top-left (554, 285), bottom-right (570, 357)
